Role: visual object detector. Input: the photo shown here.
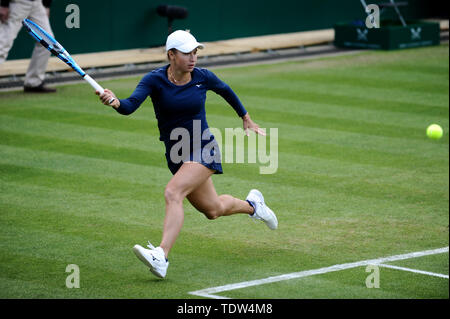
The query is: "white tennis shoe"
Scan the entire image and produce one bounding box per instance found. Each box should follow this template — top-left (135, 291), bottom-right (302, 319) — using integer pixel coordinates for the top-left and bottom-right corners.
top-left (246, 189), bottom-right (278, 230)
top-left (133, 242), bottom-right (169, 278)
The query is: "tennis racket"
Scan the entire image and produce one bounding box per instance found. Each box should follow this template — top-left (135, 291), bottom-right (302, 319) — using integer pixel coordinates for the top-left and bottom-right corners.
top-left (22, 18), bottom-right (115, 104)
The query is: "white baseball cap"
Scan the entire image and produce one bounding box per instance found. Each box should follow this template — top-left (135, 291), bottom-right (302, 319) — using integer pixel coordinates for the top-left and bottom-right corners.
top-left (165, 30), bottom-right (204, 53)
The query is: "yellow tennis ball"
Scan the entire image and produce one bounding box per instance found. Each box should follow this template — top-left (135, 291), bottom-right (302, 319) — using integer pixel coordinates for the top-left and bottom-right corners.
top-left (426, 124), bottom-right (443, 140)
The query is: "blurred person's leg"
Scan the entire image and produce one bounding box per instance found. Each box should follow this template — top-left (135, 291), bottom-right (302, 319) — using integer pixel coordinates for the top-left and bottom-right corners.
top-left (0, 0), bottom-right (33, 64)
top-left (23, 0), bottom-right (54, 90)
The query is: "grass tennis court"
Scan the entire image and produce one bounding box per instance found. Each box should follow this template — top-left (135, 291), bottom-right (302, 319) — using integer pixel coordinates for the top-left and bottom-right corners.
top-left (0, 44), bottom-right (448, 299)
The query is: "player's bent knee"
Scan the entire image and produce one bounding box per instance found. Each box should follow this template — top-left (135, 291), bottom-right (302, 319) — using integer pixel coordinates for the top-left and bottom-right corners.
top-left (164, 186), bottom-right (183, 204)
top-left (204, 211), bottom-right (219, 220)
top-left (202, 205), bottom-right (224, 220)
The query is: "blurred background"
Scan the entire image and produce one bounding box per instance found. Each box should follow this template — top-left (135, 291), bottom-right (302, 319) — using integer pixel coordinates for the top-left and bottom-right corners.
top-left (6, 0), bottom-right (448, 60)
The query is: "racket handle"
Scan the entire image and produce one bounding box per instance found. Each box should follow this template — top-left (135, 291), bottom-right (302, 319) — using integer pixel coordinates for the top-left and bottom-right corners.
top-left (84, 74), bottom-right (104, 94)
top-left (84, 74), bottom-right (115, 105)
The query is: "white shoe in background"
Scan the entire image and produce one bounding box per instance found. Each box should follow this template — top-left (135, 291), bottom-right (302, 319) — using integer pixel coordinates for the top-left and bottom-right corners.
top-left (246, 189), bottom-right (278, 230)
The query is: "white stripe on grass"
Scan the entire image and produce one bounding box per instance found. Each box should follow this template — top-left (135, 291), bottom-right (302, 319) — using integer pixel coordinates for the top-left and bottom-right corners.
top-left (377, 263), bottom-right (449, 279)
top-left (189, 246), bottom-right (449, 299)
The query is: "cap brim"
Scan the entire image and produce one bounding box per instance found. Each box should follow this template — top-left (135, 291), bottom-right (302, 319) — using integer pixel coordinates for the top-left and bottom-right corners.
top-left (177, 42), bottom-right (204, 53)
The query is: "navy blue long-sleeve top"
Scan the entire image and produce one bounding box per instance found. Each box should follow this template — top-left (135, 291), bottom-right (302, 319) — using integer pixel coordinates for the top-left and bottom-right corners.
top-left (116, 65), bottom-right (247, 142)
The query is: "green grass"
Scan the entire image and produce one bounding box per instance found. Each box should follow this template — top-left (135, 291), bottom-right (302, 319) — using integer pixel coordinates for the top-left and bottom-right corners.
top-left (0, 44), bottom-right (448, 299)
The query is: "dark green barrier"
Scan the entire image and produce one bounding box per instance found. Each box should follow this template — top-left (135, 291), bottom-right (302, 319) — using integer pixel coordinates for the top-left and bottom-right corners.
top-left (334, 20), bottom-right (440, 50)
top-left (5, 0), bottom-right (442, 60)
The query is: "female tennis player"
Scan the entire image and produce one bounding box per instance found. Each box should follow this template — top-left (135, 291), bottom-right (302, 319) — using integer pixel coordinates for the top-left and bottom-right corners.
top-left (97, 30), bottom-right (278, 278)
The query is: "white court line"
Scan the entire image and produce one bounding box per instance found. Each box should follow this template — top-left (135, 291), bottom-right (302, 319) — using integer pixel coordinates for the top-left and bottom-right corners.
top-left (377, 263), bottom-right (449, 279)
top-left (189, 246), bottom-right (449, 299)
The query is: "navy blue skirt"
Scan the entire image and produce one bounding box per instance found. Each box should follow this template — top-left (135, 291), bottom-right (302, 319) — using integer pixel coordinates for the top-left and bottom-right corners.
top-left (163, 136), bottom-right (223, 175)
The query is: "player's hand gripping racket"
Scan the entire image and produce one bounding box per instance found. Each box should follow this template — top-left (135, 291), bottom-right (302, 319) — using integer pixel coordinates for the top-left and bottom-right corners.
top-left (22, 19), bottom-right (115, 105)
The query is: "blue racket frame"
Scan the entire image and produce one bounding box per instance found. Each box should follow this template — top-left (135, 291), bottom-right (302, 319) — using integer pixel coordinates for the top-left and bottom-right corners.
top-left (21, 18), bottom-right (114, 103)
top-left (22, 19), bottom-right (85, 77)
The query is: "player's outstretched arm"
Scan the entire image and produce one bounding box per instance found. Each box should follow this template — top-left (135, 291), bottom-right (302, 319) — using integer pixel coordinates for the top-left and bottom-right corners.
top-left (242, 113), bottom-right (266, 136)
